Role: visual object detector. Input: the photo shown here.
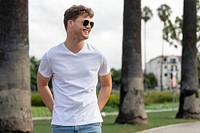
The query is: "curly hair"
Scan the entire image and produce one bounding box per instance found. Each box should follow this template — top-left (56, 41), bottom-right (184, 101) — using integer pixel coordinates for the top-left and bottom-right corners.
top-left (63, 5), bottom-right (94, 30)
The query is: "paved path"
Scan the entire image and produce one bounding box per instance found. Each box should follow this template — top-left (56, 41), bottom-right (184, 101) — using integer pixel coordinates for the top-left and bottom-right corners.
top-left (137, 122), bottom-right (200, 133)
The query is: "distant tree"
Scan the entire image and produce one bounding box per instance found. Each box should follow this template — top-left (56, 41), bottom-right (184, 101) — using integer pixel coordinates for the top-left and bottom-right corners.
top-left (176, 0), bottom-right (200, 119)
top-left (141, 6), bottom-right (153, 89)
top-left (30, 56), bottom-right (40, 91)
top-left (162, 0), bottom-right (200, 47)
top-left (162, 17), bottom-right (182, 47)
top-left (144, 73), bottom-right (158, 89)
top-left (142, 6), bottom-right (153, 23)
top-left (110, 68), bottom-right (121, 90)
top-left (29, 57), bottom-right (52, 91)
top-left (157, 4), bottom-right (172, 90)
top-left (115, 0), bottom-right (147, 124)
top-left (157, 4), bottom-right (172, 25)
top-left (0, 0), bottom-right (33, 132)
top-left (162, 0), bottom-right (200, 89)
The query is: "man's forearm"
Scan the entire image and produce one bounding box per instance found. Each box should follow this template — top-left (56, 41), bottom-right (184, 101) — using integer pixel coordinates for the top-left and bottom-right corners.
top-left (98, 73), bottom-right (112, 111)
top-left (38, 86), bottom-right (54, 113)
top-left (98, 85), bottom-right (112, 111)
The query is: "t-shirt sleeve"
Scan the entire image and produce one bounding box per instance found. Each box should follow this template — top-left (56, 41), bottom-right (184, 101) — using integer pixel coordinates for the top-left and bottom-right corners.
top-left (38, 53), bottom-right (52, 78)
top-left (98, 53), bottom-right (110, 76)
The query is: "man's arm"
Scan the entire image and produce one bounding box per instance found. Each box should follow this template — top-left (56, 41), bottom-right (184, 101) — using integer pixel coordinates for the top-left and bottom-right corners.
top-left (37, 72), bottom-right (54, 113)
top-left (98, 72), bottom-right (112, 111)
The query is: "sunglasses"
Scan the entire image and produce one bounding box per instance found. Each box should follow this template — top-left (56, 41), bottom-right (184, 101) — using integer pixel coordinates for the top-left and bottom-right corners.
top-left (83, 20), bottom-right (94, 28)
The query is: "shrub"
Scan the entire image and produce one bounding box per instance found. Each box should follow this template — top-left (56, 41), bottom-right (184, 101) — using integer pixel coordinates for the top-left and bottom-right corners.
top-left (31, 90), bottom-right (180, 107)
top-left (144, 90), bottom-right (179, 105)
top-left (106, 92), bottom-right (120, 107)
top-left (105, 90), bottom-right (179, 107)
top-left (31, 92), bottom-right (45, 106)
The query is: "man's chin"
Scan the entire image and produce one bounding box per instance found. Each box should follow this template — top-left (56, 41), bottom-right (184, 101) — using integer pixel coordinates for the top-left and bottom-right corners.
top-left (83, 35), bottom-right (89, 40)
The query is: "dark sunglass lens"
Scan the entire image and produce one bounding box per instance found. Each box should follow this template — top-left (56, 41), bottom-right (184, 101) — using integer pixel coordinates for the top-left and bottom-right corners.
top-left (83, 20), bottom-right (89, 27)
top-left (90, 22), bottom-right (94, 28)
top-left (83, 20), bottom-right (94, 28)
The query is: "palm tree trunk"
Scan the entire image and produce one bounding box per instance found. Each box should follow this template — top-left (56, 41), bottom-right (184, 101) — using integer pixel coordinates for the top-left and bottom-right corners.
top-left (176, 0), bottom-right (200, 119)
top-left (0, 0), bottom-right (33, 132)
top-left (115, 0), bottom-right (147, 124)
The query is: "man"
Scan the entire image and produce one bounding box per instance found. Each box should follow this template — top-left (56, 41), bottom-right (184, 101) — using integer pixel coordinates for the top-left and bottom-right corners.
top-left (37, 5), bottom-right (112, 133)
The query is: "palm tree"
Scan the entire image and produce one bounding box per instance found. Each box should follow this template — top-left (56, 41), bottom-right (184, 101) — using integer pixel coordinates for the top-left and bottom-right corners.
top-left (142, 6), bottom-right (153, 90)
top-left (162, 16), bottom-right (182, 47)
top-left (161, 0), bottom-right (200, 89)
top-left (0, 0), bottom-right (33, 132)
top-left (115, 0), bottom-right (147, 124)
top-left (157, 4), bottom-right (172, 90)
top-left (176, 0), bottom-right (200, 119)
top-left (162, 0), bottom-right (200, 47)
top-left (157, 4), bottom-right (172, 24)
top-left (197, 0), bottom-right (200, 46)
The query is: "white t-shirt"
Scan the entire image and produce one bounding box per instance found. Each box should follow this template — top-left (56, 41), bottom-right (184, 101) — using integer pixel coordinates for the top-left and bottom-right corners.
top-left (39, 42), bottom-right (110, 126)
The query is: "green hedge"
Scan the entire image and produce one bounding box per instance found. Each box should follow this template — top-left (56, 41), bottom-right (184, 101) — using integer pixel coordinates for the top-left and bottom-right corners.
top-left (31, 92), bottom-right (120, 107)
top-left (105, 91), bottom-right (179, 107)
top-left (144, 90), bottom-right (179, 105)
top-left (106, 92), bottom-right (120, 107)
top-left (31, 90), bottom-right (180, 107)
top-left (31, 92), bottom-right (45, 106)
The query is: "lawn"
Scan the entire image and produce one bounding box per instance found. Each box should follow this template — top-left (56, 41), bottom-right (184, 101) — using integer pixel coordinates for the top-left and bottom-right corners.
top-left (34, 120), bottom-right (51, 133)
top-left (32, 91), bottom-right (200, 132)
top-left (32, 106), bottom-right (51, 117)
top-left (33, 110), bottom-right (200, 133)
top-left (32, 102), bottom-right (179, 118)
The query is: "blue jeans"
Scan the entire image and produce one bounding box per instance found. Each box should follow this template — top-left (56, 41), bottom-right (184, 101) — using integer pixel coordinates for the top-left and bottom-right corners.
top-left (52, 123), bottom-right (101, 133)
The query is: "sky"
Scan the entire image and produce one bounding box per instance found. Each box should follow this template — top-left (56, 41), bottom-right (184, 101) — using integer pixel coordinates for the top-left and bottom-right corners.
top-left (29, 0), bottom-right (183, 69)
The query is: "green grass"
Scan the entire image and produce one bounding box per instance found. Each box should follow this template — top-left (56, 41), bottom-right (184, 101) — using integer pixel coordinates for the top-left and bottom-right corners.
top-left (145, 102), bottom-right (179, 110)
top-left (34, 120), bottom-right (51, 133)
top-left (103, 102), bottom-right (179, 113)
top-left (32, 106), bottom-right (51, 117)
top-left (102, 111), bottom-right (199, 133)
top-left (32, 90), bottom-right (200, 132)
top-left (33, 111), bottom-right (200, 133)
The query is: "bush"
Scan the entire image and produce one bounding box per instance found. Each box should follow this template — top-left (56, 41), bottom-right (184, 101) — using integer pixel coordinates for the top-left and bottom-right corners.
top-left (31, 91), bottom-right (120, 107)
top-left (144, 90), bottom-right (179, 105)
top-left (106, 92), bottom-right (120, 107)
top-left (31, 92), bottom-right (45, 106)
top-left (31, 90), bottom-right (180, 107)
top-left (105, 90), bottom-right (179, 108)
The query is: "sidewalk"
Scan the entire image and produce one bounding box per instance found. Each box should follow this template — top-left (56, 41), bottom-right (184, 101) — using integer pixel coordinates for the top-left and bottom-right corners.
top-left (137, 122), bottom-right (200, 133)
top-left (102, 108), bottom-right (178, 116)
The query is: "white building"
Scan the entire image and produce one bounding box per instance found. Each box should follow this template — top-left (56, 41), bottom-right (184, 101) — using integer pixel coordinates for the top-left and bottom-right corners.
top-left (146, 55), bottom-right (181, 90)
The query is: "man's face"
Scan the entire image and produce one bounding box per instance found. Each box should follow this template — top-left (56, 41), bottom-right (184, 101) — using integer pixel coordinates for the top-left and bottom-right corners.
top-left (70, 14), bottom-right (94, 40)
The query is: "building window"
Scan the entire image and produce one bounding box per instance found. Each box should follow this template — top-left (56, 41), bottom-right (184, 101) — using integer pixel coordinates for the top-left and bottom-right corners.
top-left (164, 73), bottom-right (168, 77)
top-left (170, 73), bottom-right (173, 79)
top-left (171, 65), bottom-right (177, 71)
top-left (170, 58), bottom-right (176, 64)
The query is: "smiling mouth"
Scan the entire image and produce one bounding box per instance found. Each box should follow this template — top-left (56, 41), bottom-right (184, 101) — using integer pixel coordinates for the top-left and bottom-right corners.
top-left (83, 29), bottom-right (89, 35)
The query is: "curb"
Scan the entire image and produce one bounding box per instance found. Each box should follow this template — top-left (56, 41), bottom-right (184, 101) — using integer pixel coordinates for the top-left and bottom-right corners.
top-left (33, 117), bottom-right (51, 121)
top-left (102, 108), bottom-right (178, 117)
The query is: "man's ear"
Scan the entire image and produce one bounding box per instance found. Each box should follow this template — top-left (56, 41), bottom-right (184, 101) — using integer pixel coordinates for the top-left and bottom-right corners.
top-left (67, 20), bottom-right (74, 28)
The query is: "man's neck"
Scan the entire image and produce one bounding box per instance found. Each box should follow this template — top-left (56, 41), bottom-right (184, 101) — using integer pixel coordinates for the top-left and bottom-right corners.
top-left (64, 39), bottom-right (85, 54)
